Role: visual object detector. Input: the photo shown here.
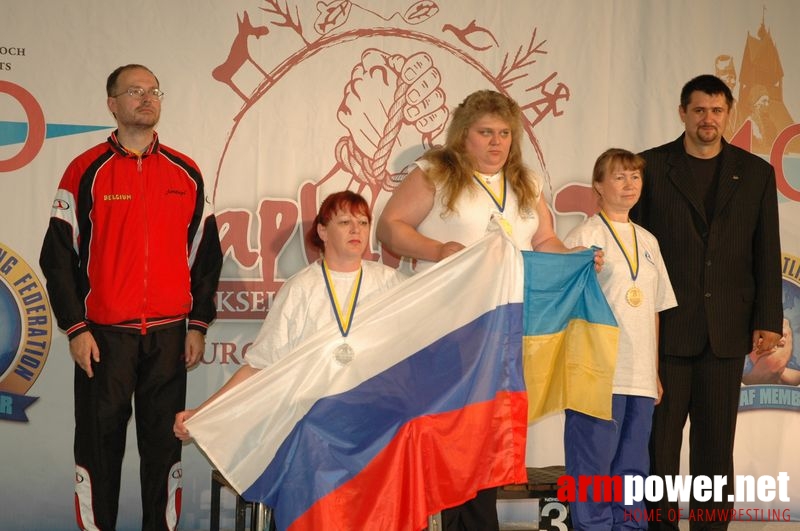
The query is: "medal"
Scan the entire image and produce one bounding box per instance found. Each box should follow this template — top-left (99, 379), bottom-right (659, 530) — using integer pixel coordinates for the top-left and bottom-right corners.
top-left (599, 211), bottom-right (644, 307)
top-left (625, 286), bottom-right (644, 307)
top-left (321, 260), bottom-right (363, 365)
top-left (333, 343), bottom-right (355, 365)
top-left (497, 216), bottom-right (513, 236)
top-left (474, 172), bottom-right (509, 234)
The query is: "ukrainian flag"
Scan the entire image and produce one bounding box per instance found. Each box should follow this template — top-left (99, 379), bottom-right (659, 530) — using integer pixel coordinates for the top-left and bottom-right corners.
top-left (522, 249), bottom-right (619, 422)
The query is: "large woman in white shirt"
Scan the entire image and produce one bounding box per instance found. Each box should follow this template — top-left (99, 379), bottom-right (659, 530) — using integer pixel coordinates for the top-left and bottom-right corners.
top-left (377, 90), bottom-right (595, 531)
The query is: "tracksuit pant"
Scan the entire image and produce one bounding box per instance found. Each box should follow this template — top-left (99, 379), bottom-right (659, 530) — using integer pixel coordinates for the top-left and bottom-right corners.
top-left (73, 325), bottom-right (186, 531)
top-left (565, 394), bottom-right (655, 531)
top-left (441, 487), bottom-right (499, 531)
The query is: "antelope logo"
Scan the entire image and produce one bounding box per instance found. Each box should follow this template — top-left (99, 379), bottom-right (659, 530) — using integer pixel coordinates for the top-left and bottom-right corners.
top-left (212, 11), bottom-right (270, 101)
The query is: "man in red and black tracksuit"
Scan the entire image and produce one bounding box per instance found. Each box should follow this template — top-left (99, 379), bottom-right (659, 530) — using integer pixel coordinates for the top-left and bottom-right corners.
top-left (39, 64), bottom-right (223, 531)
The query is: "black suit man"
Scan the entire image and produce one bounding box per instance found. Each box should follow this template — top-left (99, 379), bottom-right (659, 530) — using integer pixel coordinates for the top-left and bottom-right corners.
top-left (632, 74), bottom-right (783, 531)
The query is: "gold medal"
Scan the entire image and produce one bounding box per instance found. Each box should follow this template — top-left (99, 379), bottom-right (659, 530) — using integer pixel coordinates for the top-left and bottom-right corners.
top-left (498, 216), bottom-right (513, 236)
top-left (626, 285), bottom-right (644, 307)
top-left (474, 172), bottom-right (508, 233)
top-left (599, 211), bottom-right (644, 309)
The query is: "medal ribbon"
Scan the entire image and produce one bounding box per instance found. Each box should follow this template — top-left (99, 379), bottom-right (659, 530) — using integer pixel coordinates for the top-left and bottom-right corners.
top-left (473, 172), bottom-right (506, 213)
top-left (598, 210), bottom-right (639, 282)
top-left (321, 260), bottom-right (363, 338)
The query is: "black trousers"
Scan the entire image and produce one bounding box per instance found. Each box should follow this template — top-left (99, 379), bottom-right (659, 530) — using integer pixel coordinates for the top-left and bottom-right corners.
top-left (73, 325), bottom-right (187, 531)
top-left (647, 346), bottom-right (745, 531)
top-left (441, 488), bottom-right (499, 531)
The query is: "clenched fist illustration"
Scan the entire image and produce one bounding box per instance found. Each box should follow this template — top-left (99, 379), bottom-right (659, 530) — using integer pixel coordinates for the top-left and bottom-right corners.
top-left (335, 49), bottom-right (448, 191)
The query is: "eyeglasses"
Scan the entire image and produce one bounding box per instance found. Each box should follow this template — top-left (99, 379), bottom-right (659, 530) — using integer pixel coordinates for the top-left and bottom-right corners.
top-left (112, 87), bottom-right (166, 101)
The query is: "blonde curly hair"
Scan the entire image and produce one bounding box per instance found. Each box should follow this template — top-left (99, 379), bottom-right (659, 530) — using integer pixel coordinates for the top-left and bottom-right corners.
top-left (420, 90), bottom-right (539, 216)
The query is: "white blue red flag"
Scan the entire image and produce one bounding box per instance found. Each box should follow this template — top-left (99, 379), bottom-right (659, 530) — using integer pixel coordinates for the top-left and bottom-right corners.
top-left (187, 228), bottom-right (614, 530)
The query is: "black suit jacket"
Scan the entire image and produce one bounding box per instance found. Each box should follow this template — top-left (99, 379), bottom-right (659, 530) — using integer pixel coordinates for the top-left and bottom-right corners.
top-left (632, 134), bottom-right (783, 358)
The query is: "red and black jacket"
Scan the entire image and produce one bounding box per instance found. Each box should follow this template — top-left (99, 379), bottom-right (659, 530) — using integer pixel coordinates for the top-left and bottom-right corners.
top-left (40, 131), bottom-right (223, 338)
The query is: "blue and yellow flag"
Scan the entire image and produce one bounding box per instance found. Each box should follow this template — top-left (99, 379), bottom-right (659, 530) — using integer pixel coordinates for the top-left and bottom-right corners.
top-left (522, 249), bottom-right (619, 421)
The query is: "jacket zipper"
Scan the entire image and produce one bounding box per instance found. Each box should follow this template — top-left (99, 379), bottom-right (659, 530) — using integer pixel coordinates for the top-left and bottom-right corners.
top-left (138, 155), bottom-right (148, 335)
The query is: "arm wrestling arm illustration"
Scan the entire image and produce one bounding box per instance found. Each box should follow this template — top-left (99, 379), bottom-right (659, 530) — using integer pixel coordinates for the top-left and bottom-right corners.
top-left (743, 318), bottom-right (797, 385)
top-left (316, 49), bottom-right (449, 205)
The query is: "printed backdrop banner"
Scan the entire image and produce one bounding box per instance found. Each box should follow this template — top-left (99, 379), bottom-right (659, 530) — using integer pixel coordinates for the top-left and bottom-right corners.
top-left (2, 1), bottom-right (799, 529)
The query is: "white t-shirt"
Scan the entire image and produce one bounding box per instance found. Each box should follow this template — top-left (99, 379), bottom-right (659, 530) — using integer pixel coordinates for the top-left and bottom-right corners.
top-left (414, 160), bottom-right (542, 272)
top-left (245, 260), bottom-right (406, 369)
top-left (564, 214), bottom-right (677, 398)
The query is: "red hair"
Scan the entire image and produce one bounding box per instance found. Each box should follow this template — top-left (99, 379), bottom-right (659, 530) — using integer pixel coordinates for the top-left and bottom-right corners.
top-left (306, 191), bottom-right (372, 252)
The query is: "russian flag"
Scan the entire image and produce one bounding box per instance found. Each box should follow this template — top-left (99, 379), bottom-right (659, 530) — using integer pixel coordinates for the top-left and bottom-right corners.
top-left (186, 228), bottom-right (615, 530)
